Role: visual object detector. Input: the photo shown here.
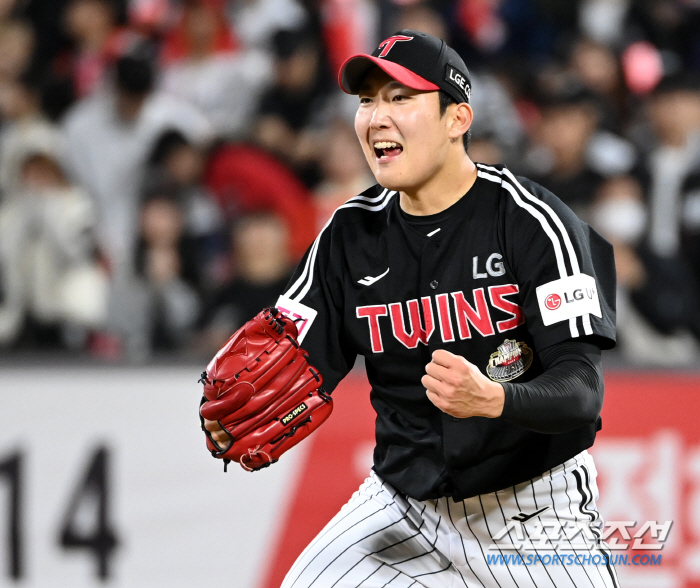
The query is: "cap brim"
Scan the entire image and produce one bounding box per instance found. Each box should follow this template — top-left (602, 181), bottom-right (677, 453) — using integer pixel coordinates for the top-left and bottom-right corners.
top-left (339, 55), bottom-right (440, 94)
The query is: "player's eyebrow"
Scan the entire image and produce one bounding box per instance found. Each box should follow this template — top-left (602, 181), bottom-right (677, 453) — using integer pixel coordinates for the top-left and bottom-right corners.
top-left (358, 78), bottom-right (411, 96)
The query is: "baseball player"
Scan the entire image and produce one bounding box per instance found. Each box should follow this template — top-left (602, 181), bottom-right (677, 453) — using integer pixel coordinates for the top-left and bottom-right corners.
top-left (206, 29), bottom-right (619, 587)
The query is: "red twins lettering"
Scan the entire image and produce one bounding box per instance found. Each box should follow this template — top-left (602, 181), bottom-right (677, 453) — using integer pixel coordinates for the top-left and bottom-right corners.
top-left (435, 293), bottom-right (455, 342)
top-left (377, 35), bottom-right (413, 57)
top-left (451, 288), bottom-right (495, 338)
top-left (489, 284), bottom-right (526, 332)
top-left (389, 298), bottom-right (435, 349)
top-left (356, 305), bottom-right (388, 352)
top-left (357, 285), bottom-right (525, 353)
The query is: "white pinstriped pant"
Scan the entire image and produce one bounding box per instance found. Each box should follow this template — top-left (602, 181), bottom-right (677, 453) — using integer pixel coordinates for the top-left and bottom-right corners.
top-left (281, 451), bottom-right (620, 588)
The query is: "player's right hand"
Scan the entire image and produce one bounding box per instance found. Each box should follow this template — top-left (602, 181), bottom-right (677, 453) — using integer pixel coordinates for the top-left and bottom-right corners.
top-left (423, 349), bottom-right (505, 419)
top-left (202, 418), bottom-right (231, 451)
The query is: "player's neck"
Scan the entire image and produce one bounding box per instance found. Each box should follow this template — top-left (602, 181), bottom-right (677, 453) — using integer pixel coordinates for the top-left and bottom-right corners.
top-left (399, 154), bottom-right (478, 216)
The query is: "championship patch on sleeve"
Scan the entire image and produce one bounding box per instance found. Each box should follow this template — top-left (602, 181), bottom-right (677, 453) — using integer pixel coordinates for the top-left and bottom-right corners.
top-left (275, 295), bottom-right (318, 343)
top-left (535, 274), bottom-right (602, 326)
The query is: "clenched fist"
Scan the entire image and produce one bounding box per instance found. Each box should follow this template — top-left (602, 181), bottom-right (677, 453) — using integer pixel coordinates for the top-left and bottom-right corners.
top-left (422, 349), bottom-right (505, 419)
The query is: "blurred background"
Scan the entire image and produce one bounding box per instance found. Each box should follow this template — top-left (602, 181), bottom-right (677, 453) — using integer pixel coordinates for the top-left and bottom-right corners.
top-left (0, 0), bottom-right (699, 587)
top-left (0, 0), bottom-right (698, 366)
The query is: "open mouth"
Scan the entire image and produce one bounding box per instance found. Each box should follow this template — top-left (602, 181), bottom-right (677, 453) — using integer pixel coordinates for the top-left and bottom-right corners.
top-left (373, 141), bottom-right (403, 159)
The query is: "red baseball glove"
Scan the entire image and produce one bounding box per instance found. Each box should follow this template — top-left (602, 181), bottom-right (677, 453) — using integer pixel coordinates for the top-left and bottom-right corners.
top-left (199, 307), bottom-right (333, 471)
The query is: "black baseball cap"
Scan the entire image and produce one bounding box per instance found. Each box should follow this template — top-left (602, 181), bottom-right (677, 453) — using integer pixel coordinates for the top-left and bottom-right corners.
top-left (339, 30), bottom-right (471, 104)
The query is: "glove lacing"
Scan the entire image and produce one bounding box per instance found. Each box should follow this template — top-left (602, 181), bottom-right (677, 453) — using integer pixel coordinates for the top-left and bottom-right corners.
top-left (239, 445), bottom-right (273, 471)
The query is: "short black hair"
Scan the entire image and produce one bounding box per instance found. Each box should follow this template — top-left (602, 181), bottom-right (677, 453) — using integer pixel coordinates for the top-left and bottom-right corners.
top-left (652, 72), bottom-right (700, 97)
top-left (438, 90), bottom-right (470, 153)
top-left (272, 26), bottom-right (318, 59)
top-left (149, 129), bottom-right (190, 166)
top-left (116, 54), bottom-right (154, 95)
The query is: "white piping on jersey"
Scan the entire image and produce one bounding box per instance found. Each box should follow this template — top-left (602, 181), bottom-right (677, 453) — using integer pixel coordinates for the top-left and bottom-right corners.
top-left (476, 163), bottom-right (589, 338)
top-left (582, 313), bottom-right (593, 336)
top-left (477, 170), bottom-right (568, 277)
top-left (426, 228), bottom-right (441, 237)
top-left (283, 188), bottom-right (397, 302)
top-left (284, 188), bottom-right (390, 300)
top-left (479, 164), bottom-right (582, 274)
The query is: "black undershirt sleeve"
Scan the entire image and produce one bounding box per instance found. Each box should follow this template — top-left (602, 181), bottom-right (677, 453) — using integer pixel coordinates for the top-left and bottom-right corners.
top-left (500, 341), bottom-right (603, 434)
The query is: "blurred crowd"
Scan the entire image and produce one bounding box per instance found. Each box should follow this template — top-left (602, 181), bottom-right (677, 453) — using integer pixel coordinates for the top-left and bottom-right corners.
top-left (0, 0), bottom-right (699, 366)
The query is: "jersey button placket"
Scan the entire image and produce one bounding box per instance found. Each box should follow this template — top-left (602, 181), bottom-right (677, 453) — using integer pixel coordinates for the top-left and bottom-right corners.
top-left (421, 236), bottom-right (442, 354)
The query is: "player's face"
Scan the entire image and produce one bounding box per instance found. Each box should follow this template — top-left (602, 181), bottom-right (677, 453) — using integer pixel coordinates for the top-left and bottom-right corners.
top-left (355, 68), bottom-right (451, 193)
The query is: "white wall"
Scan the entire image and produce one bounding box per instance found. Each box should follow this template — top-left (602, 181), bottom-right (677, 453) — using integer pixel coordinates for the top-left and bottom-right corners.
top-left (0, 366), bottom-right (305, 587)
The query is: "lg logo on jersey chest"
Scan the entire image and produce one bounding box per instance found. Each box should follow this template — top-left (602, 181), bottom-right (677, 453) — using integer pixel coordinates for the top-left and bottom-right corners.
top-left (472, 253), bottom-right (505, 279)
top-left (356, 284), bottom-right (524, 353)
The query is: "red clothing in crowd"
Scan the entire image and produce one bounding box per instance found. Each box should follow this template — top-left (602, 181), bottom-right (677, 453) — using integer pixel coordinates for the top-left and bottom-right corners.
top-left (204, 144), bottom-right (317, 260)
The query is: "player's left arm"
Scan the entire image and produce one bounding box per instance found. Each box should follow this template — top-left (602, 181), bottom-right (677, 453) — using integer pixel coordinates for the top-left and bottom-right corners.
top-left (498, 340), bottom-right (603, 433)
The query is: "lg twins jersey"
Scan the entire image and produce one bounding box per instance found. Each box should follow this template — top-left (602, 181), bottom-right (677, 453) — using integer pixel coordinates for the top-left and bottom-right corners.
top-left (276, 163), bottom-right (616, 501)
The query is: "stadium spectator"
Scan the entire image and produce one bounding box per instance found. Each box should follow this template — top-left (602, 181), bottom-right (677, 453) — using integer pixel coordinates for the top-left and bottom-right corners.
top-left (196, 211), bottom-right (292, 356)
top-left (0, 18), bottom-right (34, 84)
top-left (578, 0), bottom-right (631, 47)
top-left (145, 129), bottom-right (225, 291)
top-left (0, 124), bottom-right (107, 349)
top-left (591, 175), bottom-right (700, 365)
top-left (680, 168), bottom-right (700, 287)
top-left (568, 37), bottom-right (627, 132)
top-left (313, 118), bottom-right (373, 230)
top-left (204, 142), bottom-right (316, 260)
top-left (226, 0), bottom-right (307, 51)
top-left (60, 0), bottom-right (128, 98)
top-left (253, 26), bottom-right (334, 187)
top-left (0, 72), bottom-right (53, 194)
top-left (131, 188), bottom-right (201, 353)
top-left (319, 0), bottom-right (378, 76)
top-left (159, 0), bottom-right (272, 139)
top-left (62, 50), bottom-right (212, 272)
top-left (0, 0), bottom-right (19, 22)
top-left (524, 90), bottom-right (604, 219)
top-left (626, 0), bottom-right (700, 70)
top-left (641, 74), bottom-right (700, 260)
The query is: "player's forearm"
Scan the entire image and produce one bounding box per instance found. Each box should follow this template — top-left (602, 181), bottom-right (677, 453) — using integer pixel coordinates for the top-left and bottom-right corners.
top-left (500, 341), bottom-right (603, 434)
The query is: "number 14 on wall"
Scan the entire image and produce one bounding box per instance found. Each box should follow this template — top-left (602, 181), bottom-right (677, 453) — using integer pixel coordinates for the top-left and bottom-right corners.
top-left (0, 446), bottom-right (119, 581)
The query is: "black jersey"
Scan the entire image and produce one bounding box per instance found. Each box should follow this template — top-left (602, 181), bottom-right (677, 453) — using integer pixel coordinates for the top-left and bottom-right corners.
top-left (276, 163), bottom-right (616, 501)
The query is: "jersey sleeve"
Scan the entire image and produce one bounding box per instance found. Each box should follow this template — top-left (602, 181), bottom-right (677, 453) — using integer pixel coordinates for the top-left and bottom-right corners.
top-left (275, 220), bottom-right (357, 393)
top-left (500, 173), bottom-right (616, 351)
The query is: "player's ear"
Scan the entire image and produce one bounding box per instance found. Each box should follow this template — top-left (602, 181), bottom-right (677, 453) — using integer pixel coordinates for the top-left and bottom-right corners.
top-left (447, 103), bottom-right (473, 142)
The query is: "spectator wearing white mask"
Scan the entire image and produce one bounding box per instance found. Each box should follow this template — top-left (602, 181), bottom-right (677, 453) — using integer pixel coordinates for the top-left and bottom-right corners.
top-left (591, 175), bottom-right (700, 365)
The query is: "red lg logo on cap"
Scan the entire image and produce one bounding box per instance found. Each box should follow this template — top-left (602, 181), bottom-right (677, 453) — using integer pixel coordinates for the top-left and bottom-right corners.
top-left (545, 294), bottom-right (561, 310)
top-left (377, 35), bottom-right (413, 57)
